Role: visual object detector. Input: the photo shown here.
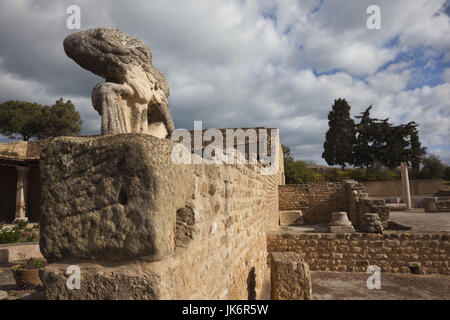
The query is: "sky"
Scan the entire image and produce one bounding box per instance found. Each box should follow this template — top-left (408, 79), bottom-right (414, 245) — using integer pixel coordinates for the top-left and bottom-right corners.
top-left (0, 0), bottom-right (449, 165)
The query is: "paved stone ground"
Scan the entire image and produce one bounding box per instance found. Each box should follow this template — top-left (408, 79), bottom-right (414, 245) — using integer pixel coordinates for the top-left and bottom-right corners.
top-left (0, 267), bottom-right (15, 291)
top-left (389, 209), bottom-right (450, 232)
top-left (312, 271), bottom-right (450, 300)
top-left (0, 266), bottom-right (45, 300)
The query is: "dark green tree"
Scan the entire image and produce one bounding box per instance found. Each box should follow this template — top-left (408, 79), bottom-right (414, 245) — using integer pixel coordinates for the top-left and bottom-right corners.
top-left (443, 166), bottom-right (450, 181)
top-left (353, 106), bottom-right (426, 169)
top-left (322, 98), bottom-right (356, 169)
top-left (0, 98), bottom-right (82, 141)
top-left (38, 98), bottom-right (82, 138)
top-left (353, 106), bottom-right (375, 167)
top-left (420, 154), bottom-right (445, 179)
top-left (0, 100), bottom-right (44, 140)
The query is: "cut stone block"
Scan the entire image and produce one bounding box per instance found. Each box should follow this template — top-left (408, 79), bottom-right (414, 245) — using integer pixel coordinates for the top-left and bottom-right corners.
top-left (39, 134), bottom-right (194, 262)
top-left (328, 225), bottom-right (355, 233)
top-left (386, 203), bottom-right (407, 211)
top-left (279, 210), bottom-right (303, 226)
top-left (270, 252), bottom-right (311, 300)
top-left (0, 290), bottom-right (7, 300)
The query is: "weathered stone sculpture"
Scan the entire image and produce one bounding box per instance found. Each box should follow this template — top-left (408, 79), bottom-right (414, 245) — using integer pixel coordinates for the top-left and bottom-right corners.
top-left (63, 27), bottom-right (174, 138)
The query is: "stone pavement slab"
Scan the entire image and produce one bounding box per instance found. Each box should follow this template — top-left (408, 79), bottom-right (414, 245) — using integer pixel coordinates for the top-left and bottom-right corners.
top-left (0, 267), bottom-right (16, 290)
top-left (312, 271), bottom-right (450, 300)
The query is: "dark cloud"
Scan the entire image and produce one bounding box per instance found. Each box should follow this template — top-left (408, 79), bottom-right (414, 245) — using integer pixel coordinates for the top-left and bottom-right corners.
top-left (0, 0), bottom-right (448, 164)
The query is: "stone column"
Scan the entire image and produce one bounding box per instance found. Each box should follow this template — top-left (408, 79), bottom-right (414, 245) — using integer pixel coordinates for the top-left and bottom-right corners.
top-left (15, 166), bottom-right (30, 222)
top-left (400, 162), bottom-right (412, 209)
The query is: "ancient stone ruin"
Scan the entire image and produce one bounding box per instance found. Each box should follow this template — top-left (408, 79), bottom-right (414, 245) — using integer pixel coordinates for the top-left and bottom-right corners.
top-left (64, 28), bottom-right (174, 138)
top-left (6, 27), bottom-right (444, 300)
top-left (37, 27), bottom-right (292, 299)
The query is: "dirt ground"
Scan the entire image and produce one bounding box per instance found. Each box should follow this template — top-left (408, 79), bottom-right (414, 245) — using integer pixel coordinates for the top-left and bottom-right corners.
top-left (312, 271), bottom-right (450, 300)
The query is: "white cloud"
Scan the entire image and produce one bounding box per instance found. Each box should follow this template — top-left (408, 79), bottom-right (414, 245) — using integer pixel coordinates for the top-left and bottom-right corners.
top-left (442, 68), bottom-right (450, 82)
top-left (0, 0), bottom-right (449, 165)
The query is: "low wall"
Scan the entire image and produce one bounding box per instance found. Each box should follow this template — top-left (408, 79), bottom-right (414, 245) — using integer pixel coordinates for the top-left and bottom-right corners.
top-left (39, 133), bottom-right (283, 299)
top-left (424, 198), bottom-right (450, 212)
top-left (0, 242), bottom-right (43, 264)
top-left (364, 179), bottom-right (444, 197)
top-left (278, 183), bottom-right (348, 224)
top-left (268, 232), bottom-right (449, 275)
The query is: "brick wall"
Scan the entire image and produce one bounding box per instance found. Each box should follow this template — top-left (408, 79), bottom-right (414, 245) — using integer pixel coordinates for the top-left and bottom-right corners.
top-left (268, 232), bottom-right (449, 275)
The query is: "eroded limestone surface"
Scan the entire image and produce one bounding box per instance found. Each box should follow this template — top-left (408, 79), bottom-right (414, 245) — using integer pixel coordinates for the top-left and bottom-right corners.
top-left (39, 134), bottom-right (194, 262)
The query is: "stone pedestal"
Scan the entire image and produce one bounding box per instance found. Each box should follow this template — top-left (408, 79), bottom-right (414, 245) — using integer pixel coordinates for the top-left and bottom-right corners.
top-left (14, 166), bottom-right (30, 222)
top-left (360, 213), bottom-right (384, 234)
top-left (279, 210), bottom-right (303, 226)
top-left (328, 212), bottom-right (354, 233)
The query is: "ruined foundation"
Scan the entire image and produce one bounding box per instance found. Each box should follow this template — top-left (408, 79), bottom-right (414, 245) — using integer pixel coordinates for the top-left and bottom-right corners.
top-left (39, 133), bottom-right (284, 299)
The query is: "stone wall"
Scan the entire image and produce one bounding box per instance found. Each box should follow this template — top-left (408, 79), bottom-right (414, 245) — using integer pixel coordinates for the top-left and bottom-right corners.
top-left (278, 181), bottom-right (389, 228)
top-left (364, 179), bottom-right (444, 197)
top-left (268, 231), bottom-right (449, 275)
top-left (278, 183), bottom-right (348, 224)
top-left (424, 198), bottom-right (450, 212)
top-left (0, 242), bottom-right (43, 264)
top-left (269, 252), bottom-right (311, 300)
top-left (40, 133), bottom-right (283, 299)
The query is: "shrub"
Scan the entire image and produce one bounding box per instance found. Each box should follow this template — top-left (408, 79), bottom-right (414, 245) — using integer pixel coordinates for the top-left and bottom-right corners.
top-left (0, 229), bottom-right (21, 244)
top-left (16, 258), bottom-right (47, 269)
top-left (16, 220), bottom-right (27, 229)
top-left (285, 160), bottom-right (316, 184)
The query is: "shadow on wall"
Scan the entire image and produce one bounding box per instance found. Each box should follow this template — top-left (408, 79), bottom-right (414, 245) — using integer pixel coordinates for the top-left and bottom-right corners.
top-left (247, 267), bottom-right (256, 300)
top-left (0, 249), bottom-right (9, 264)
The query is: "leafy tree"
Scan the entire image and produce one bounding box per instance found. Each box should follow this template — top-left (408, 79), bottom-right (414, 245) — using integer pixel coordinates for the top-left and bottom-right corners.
top-left (0, 100), bottom-right (44, 140)
top-left (38, 98), bottom-right (82, 138)
top-left (353, 106), bottom-right (376, 167)
top-left (420, 154), bottom-right (445, 179)
top-left (322, 98), bottom-right (356, 169)
top-left (285, 160), bottom-right (316, 184)
top-left (282, 144), bottom-right (294, 163)
top-left (443, 166), bottom-right (450, 181)
top-left (0, 98), bottom-right (82, 141)
top-left (353, 106), bottom-right (426, 169)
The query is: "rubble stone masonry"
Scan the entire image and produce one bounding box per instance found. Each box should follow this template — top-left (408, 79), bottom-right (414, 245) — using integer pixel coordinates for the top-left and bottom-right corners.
top-left (268, 231), bottom-right (449, 275)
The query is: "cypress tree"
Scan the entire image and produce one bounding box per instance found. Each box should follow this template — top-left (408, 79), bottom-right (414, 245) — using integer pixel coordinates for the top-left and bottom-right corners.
top-left (322, 98), bottom-right (356, 169)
